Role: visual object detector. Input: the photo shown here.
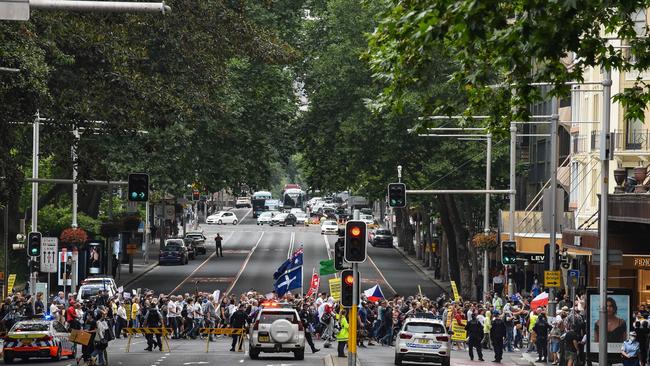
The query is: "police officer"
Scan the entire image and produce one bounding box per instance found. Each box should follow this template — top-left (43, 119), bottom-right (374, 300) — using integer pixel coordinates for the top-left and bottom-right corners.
top-left (490, 311), bottom-right (507, 363)
top-left (466, 313), bottom-right (485, 361)
top-left (143, 302), bottom-right (163, 352)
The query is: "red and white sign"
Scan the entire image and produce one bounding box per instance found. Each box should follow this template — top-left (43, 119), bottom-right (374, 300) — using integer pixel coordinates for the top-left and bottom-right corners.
top-left (61, 248), bottom-right (67, 262)
top-left (306, 273), bottom-right (320, 297)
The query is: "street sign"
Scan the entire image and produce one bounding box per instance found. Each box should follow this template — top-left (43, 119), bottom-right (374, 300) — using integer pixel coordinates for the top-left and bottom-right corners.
top-left (544, 270), bottom-right (561, 288)
top-left (40, 237), bottom-right (58, 273)
top-left (450, 281), bottom-right (461, 302)
top-left (568, 269), bottom-right (580, 288)
top-left (0, 0), bottom-right (29, 21)
top-left (592, 249), bottom-right (623, 266)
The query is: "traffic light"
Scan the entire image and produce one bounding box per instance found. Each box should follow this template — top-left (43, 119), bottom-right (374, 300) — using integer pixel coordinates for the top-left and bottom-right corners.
top-left (29, 259), bottom-right (40, 273)
top-left (334, 237), bottom-right (346, 270)
top-left (501, 240), bottom-right (517, 265)
top-left (65, 262), bottom-right (72, 279)
top-left (388, 183), bottom-right (406, 208)
top-left (544, 243), bottom-right (561, 270)
top-left (341, 269), bottom-right (355, 307)
top-left (27, 232), bottom-right (41, 257)
top-left (192, 190), bottom-right (200, 201)
top-left (128, 173), bottom-right (149, 202)
top-left (345, 221), bottom-right (367, 263)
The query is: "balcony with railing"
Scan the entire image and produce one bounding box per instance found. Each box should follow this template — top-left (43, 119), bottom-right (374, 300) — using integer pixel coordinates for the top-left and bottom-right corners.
top-left (614, 129), bottom-right (650, 152)
top-left (572, 134), bottom-right (589, 154)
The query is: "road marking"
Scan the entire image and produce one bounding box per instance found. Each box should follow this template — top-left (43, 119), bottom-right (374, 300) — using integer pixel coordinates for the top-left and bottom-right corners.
top-left (367, 254), bottom-right (397, 295)
top-left (323, 235), bottom-right (332, 259)
top-left (287, 231), bottom-right (295, 258)
top-left (235, 208), bottom-right (252, 225)
top-left (169, 232), bottom-right (234, 294)
top-left (183, 363), bottom-right (209, 365)
top-left (225, 232), bottom-right (265, 294)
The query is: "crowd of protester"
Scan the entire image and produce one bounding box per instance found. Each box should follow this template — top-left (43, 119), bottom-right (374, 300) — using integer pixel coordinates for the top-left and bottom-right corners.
top-left (1, 283), bottom-right (650, 366)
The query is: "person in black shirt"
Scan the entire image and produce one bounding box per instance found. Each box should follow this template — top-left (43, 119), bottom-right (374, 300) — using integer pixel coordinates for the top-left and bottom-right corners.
top-left (564, 328), bottom-right (580, 366)
top-left (143, 304), bottom-right (163, 351)
top-left (636, 321), bottom-right (649, 366)
top-left (491, 312), bottom-right (507, 363)
top-left (466, 313), bottom-right (485, 361)
top-left (299, 304), bottom-right (320, 354)
top-left (215, 234), bottom-right (223, 257)
top-left (229, 304), bottom-right (248, 351)
top-left (534, 313), bottom-right (551, 362)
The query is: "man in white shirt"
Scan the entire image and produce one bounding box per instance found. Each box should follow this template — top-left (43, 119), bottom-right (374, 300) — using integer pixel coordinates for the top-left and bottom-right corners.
top-left (167, 296), bottom-right (179, 339)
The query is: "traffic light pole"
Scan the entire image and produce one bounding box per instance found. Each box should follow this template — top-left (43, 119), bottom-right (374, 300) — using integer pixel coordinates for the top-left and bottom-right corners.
top-left (348, 262), bottom-right (358, 366)
top-left (547, 97), bottom-right (559, 318)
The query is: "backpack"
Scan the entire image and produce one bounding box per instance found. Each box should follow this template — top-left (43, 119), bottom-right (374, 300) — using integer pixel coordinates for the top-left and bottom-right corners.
top-left (321, 312), bottom-right (332, 324)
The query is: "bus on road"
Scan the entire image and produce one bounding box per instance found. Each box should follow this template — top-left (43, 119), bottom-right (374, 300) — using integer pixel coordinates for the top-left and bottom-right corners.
top-left (282, 188), bottom-right (306, 210)
top-left (252, 191), bottom-right (272, 218)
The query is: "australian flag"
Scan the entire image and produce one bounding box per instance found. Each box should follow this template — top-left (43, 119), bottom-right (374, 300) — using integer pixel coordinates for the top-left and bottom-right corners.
top-left (274, 248), bottom-right (303, 296)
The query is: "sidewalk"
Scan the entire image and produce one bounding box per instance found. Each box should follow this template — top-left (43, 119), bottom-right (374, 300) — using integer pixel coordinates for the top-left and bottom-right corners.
top-left (450, 347), bottom-right (537, 366)
top-left (115, 238), bottom-right (160, 289)
top-left (393, 239), bottom-right (451, 295)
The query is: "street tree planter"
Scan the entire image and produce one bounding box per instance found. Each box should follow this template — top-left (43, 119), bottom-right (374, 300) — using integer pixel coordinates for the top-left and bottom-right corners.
top-left (122, 215), bottom-right (141, 232)
top-left (100, 222), bottom-right (121, 238)
top-left (60, 227), bottom-right (89, 248)
top-left (471, 232), bottom-right (497, 251)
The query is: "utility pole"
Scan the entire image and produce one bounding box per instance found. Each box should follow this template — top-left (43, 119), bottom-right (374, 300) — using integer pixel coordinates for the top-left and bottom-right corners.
top-left (348, 210), bottom-right (360, 366)
top-left (30, 112), bottom-right (41, 302)
top-left (548, 97), bottom-right (559, 317)
top-left (483, 134), bottom-right (492, 301)
top-left (71, 127), bottom-right (79, 228)
top-left (598, 67), bottom-right (612, 366)
top-left (3, 203), bottom-right (8, 299)
top-left (509, 123), bottom-right (517, 297)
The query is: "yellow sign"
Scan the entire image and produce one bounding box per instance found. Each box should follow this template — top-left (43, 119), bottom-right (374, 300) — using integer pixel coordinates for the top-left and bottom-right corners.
top-left (7, 274), bottom-right (16, 294)
top-left (451, 319), bottom-right (467, 341)
top-left (329, 278), bottom-right (341, 301)
top-left (450, 281), bottom-right (461, 302)
top-left (544, 270), bottom-right (561, 287)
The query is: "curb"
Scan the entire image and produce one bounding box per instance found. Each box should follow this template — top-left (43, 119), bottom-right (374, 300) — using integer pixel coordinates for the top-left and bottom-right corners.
top-left (323, 354), bottom-right (362, 366)
top-left (394, 244), bottom-right (451, 295)
top-left (119, 262), bottom-right (158, 288)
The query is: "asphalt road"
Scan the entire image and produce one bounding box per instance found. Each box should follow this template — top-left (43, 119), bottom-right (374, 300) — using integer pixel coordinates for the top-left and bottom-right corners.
top-left (125, 207), bottom-right (444, 299)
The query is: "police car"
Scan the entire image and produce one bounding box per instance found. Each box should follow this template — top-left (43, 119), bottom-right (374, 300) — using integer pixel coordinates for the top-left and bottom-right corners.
top-left (3, 317), bottom-right (76, 363)
top-left (248, 302), bottom-right (305, 360)
top-left (394, 317), bottom-right (451, 366)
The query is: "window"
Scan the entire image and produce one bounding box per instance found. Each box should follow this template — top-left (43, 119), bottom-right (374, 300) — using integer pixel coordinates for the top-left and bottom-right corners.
top-left (404, 322), bottom-right (446, 334)
top-left (12, 323), bottom-right (50, 332)
top-left (626, 118), bottom-right (645, 150)
top-left (259, 311), bottom-right (297, 324)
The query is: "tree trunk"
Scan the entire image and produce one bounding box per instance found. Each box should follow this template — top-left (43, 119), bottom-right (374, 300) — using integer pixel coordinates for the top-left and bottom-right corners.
top-left (443, 195), bottom-right (472, 299)
top-left (438, 195), bottom-right (460, 286)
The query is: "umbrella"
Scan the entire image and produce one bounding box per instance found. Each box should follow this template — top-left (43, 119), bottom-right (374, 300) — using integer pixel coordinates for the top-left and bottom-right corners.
top-left (363, 284), bottom-right (385, 302)
top-left (531, 291), bottom-right (549, 310)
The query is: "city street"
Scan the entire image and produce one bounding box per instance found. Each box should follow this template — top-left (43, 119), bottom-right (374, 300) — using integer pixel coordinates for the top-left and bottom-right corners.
top-left (126, 208), bottom-right (443, 300)
top-left (5, 334), bottom-right (538, 366)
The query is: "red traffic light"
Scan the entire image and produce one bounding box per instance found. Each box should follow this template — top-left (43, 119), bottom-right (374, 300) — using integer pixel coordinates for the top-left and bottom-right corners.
top-left (344, 274), bottom-right (354, 286)
top-left (350, 227), bottom-right (361, 237)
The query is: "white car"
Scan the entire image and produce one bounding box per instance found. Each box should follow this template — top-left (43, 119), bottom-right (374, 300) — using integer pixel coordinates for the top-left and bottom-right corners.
top-left (294, 212), bottom-right (309, 225)
top-left (77, 284), bottom-right (116, 302)
top-left (289, 208), bottom-right (304, 215)
top-left (235, 197), bottom-right (252, 208)
top-left (206, 211), bottom-right (238, 225)
top-left (321, 220), bottom-right (339, 235)
top-left (394, 317), bottom-right (450, 366)
top-left (80, 276), bottom-right (118, 294)
top-left (257, 211), bottom-right (276, 225)
top-left (249, 307), bottom-right (305, 360)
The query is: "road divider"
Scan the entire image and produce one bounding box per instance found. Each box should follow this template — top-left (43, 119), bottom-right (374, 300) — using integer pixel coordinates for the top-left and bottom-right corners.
top-left (124, 327), bottom-right (171, 352)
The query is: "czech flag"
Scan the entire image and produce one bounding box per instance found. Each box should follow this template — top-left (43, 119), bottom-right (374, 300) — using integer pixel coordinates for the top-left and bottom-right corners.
top-left (531, 291), bottom-right (549, 310)
top-left (363, 284), bottom-right (385, 302)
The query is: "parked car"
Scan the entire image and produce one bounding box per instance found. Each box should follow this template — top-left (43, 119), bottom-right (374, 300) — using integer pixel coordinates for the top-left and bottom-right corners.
top-left (159, 239), bottom-right (189, 265)
top-left (248, 307), bottom-right (305, 360)
top-left (271, 213), bottom-right (297, 227)
top-left (394, 317), bottom-right (450, 366)
top-left (371, 228), bottom-right (393, 247)
top-left (289, 208), bottom-right (304, 215)
top-left (3, 319), bottom-right (76, 363)
top-left (321, 220), bottom-right (338, 235)
top-left (184, 231), bottom-right (207, 255)
top-left (206, 211), bottom-right (238, 225)
top-left (257, 211), bottom-right (276, 225)
top-left (235, 197), bottom-right (252, 208)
